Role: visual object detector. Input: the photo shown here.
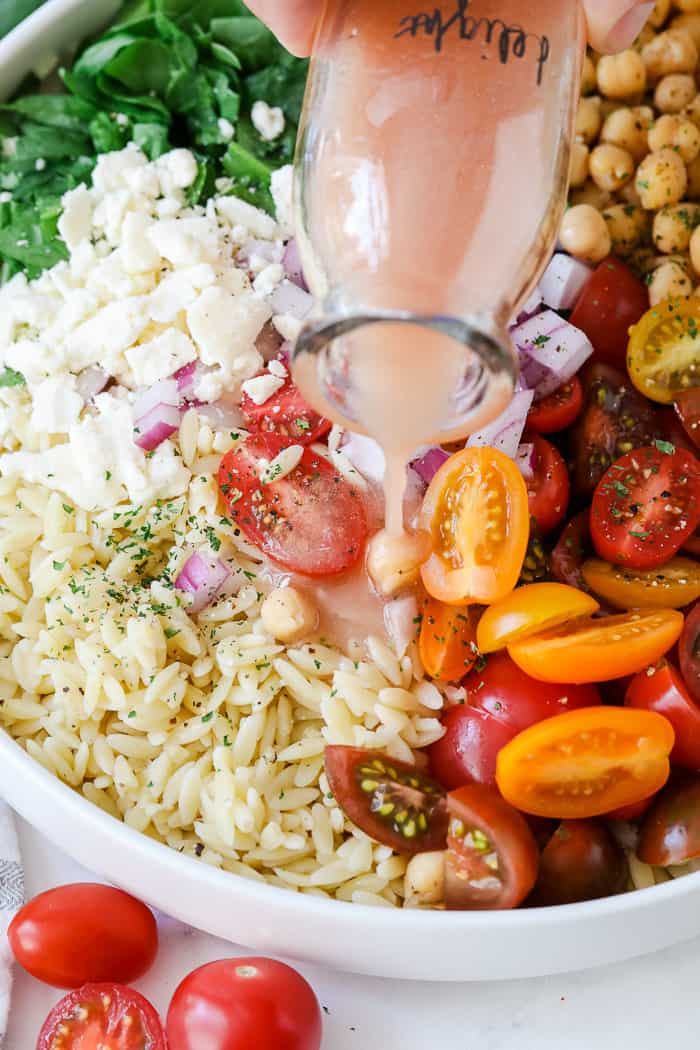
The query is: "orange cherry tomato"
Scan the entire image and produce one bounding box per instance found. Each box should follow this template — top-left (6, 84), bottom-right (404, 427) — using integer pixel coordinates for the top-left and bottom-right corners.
top-left (582, 556), bottom-right (700, 610)
top-left (508, 609), bottom-right (685, 683)
top-left (419, 447), bottom-right (529, 605)
top-left (419, 598), bottom-right (480, 682)
top-left (476, 582), bottom-right (599, 654)
top-left (495, 706), bottom-right (674, 819)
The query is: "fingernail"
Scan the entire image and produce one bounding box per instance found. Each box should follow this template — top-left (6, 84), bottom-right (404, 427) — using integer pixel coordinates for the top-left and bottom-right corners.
top-left (603, 2), bottom-right (655, 53)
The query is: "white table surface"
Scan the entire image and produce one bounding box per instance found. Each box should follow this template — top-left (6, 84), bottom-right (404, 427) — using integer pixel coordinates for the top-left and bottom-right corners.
top-left (7, 814), bottom-right (700, 1050)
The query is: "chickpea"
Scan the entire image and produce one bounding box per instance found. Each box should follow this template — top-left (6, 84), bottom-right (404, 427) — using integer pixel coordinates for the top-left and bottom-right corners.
top-left (260, 586), bottom-right (318, 644)
top-left (635, 24), bottom-right (659, 49)
top-left (602, 203), bottom-right (649, 256)
top-left (650, 0), bottom-right (672, 25)
top-left (569, 180), bottom-right (612, 209)
top-left (655, 72), bottom-right (697, 111)
top-left (601, 105), bottom-right (653, 160)
top-left (682, 92), bottom-right (700, 124)
top-left (652, 201), bottom-right (700, 251)
top-left (687, 153), bottom-right (700, 195)
top-left (366, 528), bottom-right (431, 597)
top-left (596, 50), bottom-right (647, 98)
top-left (559, 203), bottom-right (612, 263)
top-left (569, 140), bottom-right (589, 187)
top-left (675, 0), bottom-right (700, 12)
top-left (671, 12), bottom-right (700, 47)
top-left (404, 852), bottom-right (445, 908)
top-left (641, 28), bottom-right (698, 81)
top-left (619, 179), bottom-right (645, 206)
top-left (589, 143), bottom-right (635, 191)
top-left (648, 258), bottom-right (693, 303)
top-left (576, 95), bottom-right (602, 144)
top-left (648, 112), bottom-right (700, 160)
top-left (636, 147), bottom-right (689, 207)
top-left (689, 223), bottom-right (700, 272)
top-left (581, 53), bottom-right (597, 95)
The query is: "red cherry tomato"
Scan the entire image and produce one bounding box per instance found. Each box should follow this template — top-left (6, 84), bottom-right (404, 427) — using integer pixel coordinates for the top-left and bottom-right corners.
top-left (324, 746), bottom-right (448, 852)
top-left (428, 652), bottom-right (599, 788)
top-left (8, 883), bottom-right (157, 989)
top-left (218, 434), bottom-right (368, 576)
top-left (685, 526), bottom-right (700, 557)
top-left (240, 367), bottom-right (330, 445)
top-left (571, 364), bottom-right (659, 496)
top-left (675, 388), bottom-right (700, 449)
top-left (638, 776), bottom-right (700, 865)
top-left (569, 256), bottom-right (649, 369)
top-left (590, 444), bottom-right (700, 570)
top-left (166, 958), bottom-right (322, 1050)
top-left (526, 435), bottom-right (570, 535)
top-left (551, 509), bottom-right (592, 590)
top-left (607, 794), bottom-right (657, 821)
top-left (445, 784), bottom-right (539, 910)
top-left (680, 601), bottom-right (700, 704)
top-left (625, 660), bottom-right (700, 769)
top-left (530, 820), bottom-right (627, 905)
top-left (37, 983), bottom-right (165, 1050)
top-left (526, 376), bottom-right (583, 434)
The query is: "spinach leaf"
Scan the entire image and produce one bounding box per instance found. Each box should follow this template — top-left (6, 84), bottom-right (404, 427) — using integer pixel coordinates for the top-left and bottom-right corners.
top-left (0, 0), bottom-right (47, 39)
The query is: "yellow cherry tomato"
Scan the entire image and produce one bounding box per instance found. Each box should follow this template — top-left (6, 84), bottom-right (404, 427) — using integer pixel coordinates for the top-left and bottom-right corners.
top-left (419, 447), bottom-right (529, 606)
top-left (627, 297), bottom-right (700, 404)
top-left (419, 598), bottom-right (480, 681)
top-left (476, 583), bottom-right (599, 654)
top-left (582, 556), bottom-right (700, 610)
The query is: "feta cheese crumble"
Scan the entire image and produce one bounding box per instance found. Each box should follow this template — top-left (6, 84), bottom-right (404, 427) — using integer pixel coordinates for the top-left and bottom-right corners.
top-left (251, 100), bottom-right (286, 142)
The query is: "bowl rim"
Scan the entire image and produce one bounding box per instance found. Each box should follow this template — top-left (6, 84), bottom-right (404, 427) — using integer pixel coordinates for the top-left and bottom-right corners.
top-left (0, 0), bottom-right (699, 940)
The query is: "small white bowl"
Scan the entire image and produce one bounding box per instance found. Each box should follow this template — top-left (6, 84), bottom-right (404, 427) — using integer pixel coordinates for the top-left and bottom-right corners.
top-left (2, 0), bottom-right (700, 983)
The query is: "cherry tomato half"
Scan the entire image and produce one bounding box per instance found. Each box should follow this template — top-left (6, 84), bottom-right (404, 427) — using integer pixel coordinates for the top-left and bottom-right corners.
top-left (218, 435), bottom-right (368, 576)
top-left (166, 958), bottom-right (322, 1050)
top-left (680, 600), bottom-right (700, 703)
top-left (240, 366), bottom-right (331, 445)
top-left (590, 444), bottom-right (700, 571)
top-left (582, 556), bottom-right (700, 610)
top-left (638, 776), bottom-right (700, 866)
top-left (527, 376), bottom-right (583, 434)
top-left (324, 746), bottom-right (448, 853)
top-left (570, 256), bottom-right (649, 370)
top-left (526, 436), bottom-right (570, 536)
top-left (496, 706), bottom-right (674, 819)
top-left (419, 447), bottom-right (529, 605)
top-left (8, 883), bottom-right (157, 989)
top-left (625, 660), bottom-right (700, 769)
top-left (428, 652), bottom-right (599, 788)
top-left (530, 820), bottom-right (628, 906)
top-left (37, 983), bottom-right (165, 1050)
top-left (675, 388), bottom-right (700, 449)
top-left (627, 297), bottom-right (700, 405)
top-left (509, 609), bottom-right (684, 683)
top-left (444, 784), bottom-right (539, 910)
top-left (419, 598), bottom-right (479, 681)
top-left (476, 582), bottom-right (599, 653)
top-left (571, 364), bottom-right (659, 497)
top-left (551, 510), bottom-right (592, 590)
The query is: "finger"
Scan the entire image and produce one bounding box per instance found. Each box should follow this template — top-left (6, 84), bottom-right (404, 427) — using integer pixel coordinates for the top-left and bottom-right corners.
top-left (582, 0), bottom-right (655, 53)
top-left (244, 0), bottom-right (322, 57)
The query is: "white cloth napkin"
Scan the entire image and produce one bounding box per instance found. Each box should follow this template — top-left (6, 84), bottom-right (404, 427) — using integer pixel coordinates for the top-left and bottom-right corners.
top-left (0, 803), bottom-right (22, 1046)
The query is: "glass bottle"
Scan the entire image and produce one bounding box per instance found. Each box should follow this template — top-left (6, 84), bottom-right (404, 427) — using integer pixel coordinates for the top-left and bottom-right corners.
top-left (290, 0), bottom-right (586, 459)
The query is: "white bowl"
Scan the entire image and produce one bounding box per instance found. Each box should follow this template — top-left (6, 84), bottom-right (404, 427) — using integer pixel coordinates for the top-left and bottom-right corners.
top-left (2, 0), bottom-right (700, 983)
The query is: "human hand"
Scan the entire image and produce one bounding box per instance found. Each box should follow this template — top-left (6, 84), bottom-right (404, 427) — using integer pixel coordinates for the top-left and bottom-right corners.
top-left (245, 0), bottom-right (657, 57)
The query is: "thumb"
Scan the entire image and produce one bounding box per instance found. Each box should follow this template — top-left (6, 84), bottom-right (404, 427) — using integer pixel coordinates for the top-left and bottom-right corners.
top-left (244, 0), bottom-right (323, 57)
top-left (582, 0), bottom-right (656, 53)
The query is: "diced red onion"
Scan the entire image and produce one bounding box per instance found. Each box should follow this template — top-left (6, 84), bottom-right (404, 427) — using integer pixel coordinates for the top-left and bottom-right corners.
top-left (133, 378), bottom-right (180, 420)
top-left (514, 442), bottom-right (536, 482)
top-left (175, 551), bottom-right (231, 613)
top-left (384, 594), bottom-right (419, 658)
top-left (512, 310), bottom-right (593, 401)
top-left (173, 360), bottom-right (199, 396)
top-left (467, 389), bottom-right (534, 459)
top-left (510, 285), bottom-right (544, 327)
top-left (255, 321), bottom-right (285, 363)
top-left (239, 238), bottom-right (281, 266)
top-left (282, 238), bottom-right (308, 291)
top-left (539, 254), bottom-right (593, 312)
top-left (76, 366), bottom-right (110, 402)
top-left (340, 432), bottom-right (385, 483)
top-left (410, 447), bottom-right (450, 486)
top-left (195, 398), bottom-right (246, 429)
top-left (134, 403), bottom-right (182, 451)
top-left (268, 279), bottom-right (313, 320)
